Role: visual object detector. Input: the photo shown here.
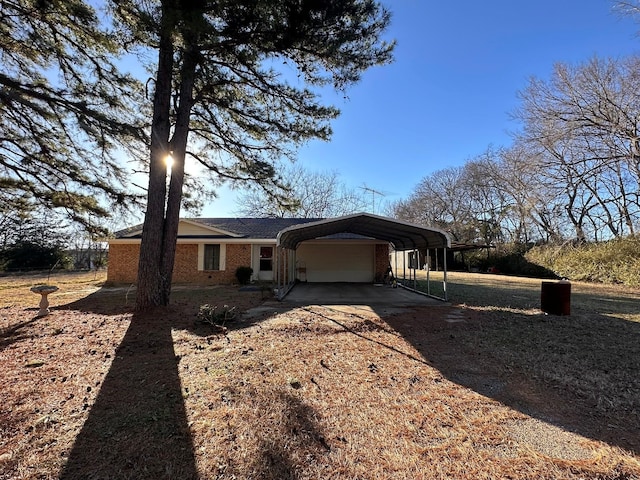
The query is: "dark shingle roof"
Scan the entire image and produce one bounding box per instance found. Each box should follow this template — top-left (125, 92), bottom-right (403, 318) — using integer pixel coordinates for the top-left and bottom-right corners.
top-left (114, 217), bottom-right (324, 239)
top-left (196, 218), bottom-right (323, 239)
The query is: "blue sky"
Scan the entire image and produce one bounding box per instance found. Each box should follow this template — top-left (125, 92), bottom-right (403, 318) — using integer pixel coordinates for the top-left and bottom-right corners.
top-left (202, 0), bottom-right (640, 217)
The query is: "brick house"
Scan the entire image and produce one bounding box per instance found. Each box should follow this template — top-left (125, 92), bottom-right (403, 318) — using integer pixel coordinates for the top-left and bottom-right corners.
top-left (107, 216), bottom-right (392, 285)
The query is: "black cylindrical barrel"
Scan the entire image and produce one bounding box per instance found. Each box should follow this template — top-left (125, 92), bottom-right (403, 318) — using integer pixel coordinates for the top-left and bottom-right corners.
top-left (541, 280), bottom-right (571, 315)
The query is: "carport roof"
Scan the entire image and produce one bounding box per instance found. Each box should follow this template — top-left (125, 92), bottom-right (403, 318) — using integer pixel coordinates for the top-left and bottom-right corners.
top-left (276, 213), bottom-right (451, 251)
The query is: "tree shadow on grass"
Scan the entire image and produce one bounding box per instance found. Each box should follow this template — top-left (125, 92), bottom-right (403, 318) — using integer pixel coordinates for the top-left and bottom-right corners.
top-left (245, 390), bottom-right (331, 480)
top-left (59, 309), bottom-right (198, 480)
top-left (385, 280), bottom-right (640, 456)
top-left (54, 285), bottom-right (274, 479)
top-left (0, 314), bottom-right (45, 350)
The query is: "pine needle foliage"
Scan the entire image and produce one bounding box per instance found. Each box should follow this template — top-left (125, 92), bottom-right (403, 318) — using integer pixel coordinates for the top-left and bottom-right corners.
top-left (0, 0), bottom-right (146, 233)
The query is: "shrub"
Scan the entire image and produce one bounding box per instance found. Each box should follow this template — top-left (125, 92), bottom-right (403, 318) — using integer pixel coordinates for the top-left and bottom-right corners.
top-left (197, 304), bottom-right (237, 327)
top-left (466, 243), bottom-right (557, 278)
top-left (526, 236), bottom-right (640, 287)
top-left (0, 241), bottom-right (72, 272)
top-left (235, 266), bottom-right (253, 285)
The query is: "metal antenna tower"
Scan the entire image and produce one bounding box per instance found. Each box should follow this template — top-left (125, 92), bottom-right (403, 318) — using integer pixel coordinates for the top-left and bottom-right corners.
top-left (360, 184), bottom-right (386, 214)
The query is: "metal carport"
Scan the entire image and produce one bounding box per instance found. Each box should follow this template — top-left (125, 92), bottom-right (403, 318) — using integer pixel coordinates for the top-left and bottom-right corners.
top-left (275, 213), bottom-right (451, 301)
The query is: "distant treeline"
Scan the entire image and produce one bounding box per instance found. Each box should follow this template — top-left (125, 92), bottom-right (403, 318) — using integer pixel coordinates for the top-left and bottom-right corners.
top-left (392, 56), bottom-right (640, 246)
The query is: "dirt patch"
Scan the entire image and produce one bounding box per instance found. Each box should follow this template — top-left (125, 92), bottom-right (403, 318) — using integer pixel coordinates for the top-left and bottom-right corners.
top-left (509, 419), bottom-right (594, 461)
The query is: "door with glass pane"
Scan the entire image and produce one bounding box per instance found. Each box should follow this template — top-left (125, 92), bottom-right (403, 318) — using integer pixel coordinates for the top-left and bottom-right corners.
top-left (255, 245), bottom-right (274, 281)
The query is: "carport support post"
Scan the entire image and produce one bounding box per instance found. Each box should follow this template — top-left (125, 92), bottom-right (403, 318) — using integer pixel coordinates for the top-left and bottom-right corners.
top-left (394, 249), bottom-right (398, 279)
top-left (443, 247), bottom-right (448, 301)
top-left (410, 250), bottom-right (413, 284)
top-left (392, 249), bottom-right (397, 283)
top-left (427, 249), bottom-right (431, 295)
top-left (402, 253), bottom-right (406, 286)
top-left (413, 248), bottom-right (417, 290)
top-left (275, 246), bottom-right (280, 297)
top-left (290, 249), bottom-right (296, 288)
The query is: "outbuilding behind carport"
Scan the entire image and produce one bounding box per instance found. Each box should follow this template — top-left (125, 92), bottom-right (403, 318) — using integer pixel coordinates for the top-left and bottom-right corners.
top-left (275, 213), bottom-right (451, 300)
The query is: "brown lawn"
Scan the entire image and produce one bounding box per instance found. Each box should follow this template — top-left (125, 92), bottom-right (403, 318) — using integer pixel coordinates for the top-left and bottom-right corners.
top-left (1, 270), bottom-right (639, 479)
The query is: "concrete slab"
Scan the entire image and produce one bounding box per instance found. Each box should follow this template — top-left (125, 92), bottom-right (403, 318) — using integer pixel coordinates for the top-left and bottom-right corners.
top-left (282, 283), bottom-right (443, 307)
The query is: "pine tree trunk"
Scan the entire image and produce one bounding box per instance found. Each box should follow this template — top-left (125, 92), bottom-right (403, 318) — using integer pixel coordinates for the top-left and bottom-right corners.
top-left (157, 46), bottom-right (198, 305)
top-left (135, 4), bottom-right (175, 311)
top-left (136, 4), bottom-right (200, 309)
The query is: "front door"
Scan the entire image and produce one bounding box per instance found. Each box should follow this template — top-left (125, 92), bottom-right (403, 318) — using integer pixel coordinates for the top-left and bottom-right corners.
top-left (256, 245), bottom-right (273, 281)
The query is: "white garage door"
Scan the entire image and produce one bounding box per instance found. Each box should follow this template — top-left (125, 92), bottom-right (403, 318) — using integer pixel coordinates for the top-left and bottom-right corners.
top-left (297, 243), bottom-right (374, 282)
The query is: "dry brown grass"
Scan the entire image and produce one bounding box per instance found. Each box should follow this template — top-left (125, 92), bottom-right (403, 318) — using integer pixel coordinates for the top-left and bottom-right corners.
top-left (1, 271), bottom-right (639, 479)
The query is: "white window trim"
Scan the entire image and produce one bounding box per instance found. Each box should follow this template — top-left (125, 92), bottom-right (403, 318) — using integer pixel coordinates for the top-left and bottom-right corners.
top-left (197, 243), bottom-right (226, 271)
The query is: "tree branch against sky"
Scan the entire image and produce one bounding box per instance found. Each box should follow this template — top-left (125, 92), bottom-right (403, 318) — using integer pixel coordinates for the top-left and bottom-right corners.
top-left (108, 0), bottom-right (395, 309)
top-left (235, 164), bottom-right (368, 218)
top-left (614, 1), bottom-right (640, 18)
top-left (0, 0), bottom-right (146, 234)
top-left (514, 56), bottom-right (640, 239)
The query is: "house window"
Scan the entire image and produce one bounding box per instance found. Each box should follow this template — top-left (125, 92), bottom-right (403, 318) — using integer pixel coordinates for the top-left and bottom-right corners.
top-left (259, 246), bottom-right (273, 271)
top-left (204, 244), bottom-right (221, 270)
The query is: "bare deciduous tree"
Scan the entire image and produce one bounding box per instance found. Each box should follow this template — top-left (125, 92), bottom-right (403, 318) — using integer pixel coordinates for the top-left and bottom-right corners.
top-left (235, 164), bottom-right (367, 218)
top-left (515, 56), bottom-right (640, 240)
top-left (391, 166), bottom-right (478, 242)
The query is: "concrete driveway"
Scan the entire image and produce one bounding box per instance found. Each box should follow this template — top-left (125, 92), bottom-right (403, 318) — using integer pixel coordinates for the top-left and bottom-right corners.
top-left (282, 282), bottom-right (443, 307)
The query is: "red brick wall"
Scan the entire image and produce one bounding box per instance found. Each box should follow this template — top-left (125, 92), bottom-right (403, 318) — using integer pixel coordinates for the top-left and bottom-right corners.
top-left (107, 242), bottom-right (253, 285)
top-left (375, 243), bottom-right (390, 280)
top-left (225, 244), bottom-right (252, 282)
top-left (108, 242), bottom-right (386, 285)
top-left (107, 243), bottom-right (139, 283)
top-left (172, 244), bottom-right (200, 282)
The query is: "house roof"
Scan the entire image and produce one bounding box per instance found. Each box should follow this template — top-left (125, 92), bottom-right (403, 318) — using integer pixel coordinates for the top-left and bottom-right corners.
top-left (114, 214), bottom-right (452, 251)
top-left (277, 213), bottom-right (451, 251)
top-left (114, 217), bottom-right (323, 239)
top-left (196, 218), bottom-right (325, 238)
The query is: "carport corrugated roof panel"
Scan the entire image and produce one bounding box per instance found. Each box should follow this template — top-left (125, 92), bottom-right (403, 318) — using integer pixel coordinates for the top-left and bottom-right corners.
top-left (276, 213), bottom-right (450, 250)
